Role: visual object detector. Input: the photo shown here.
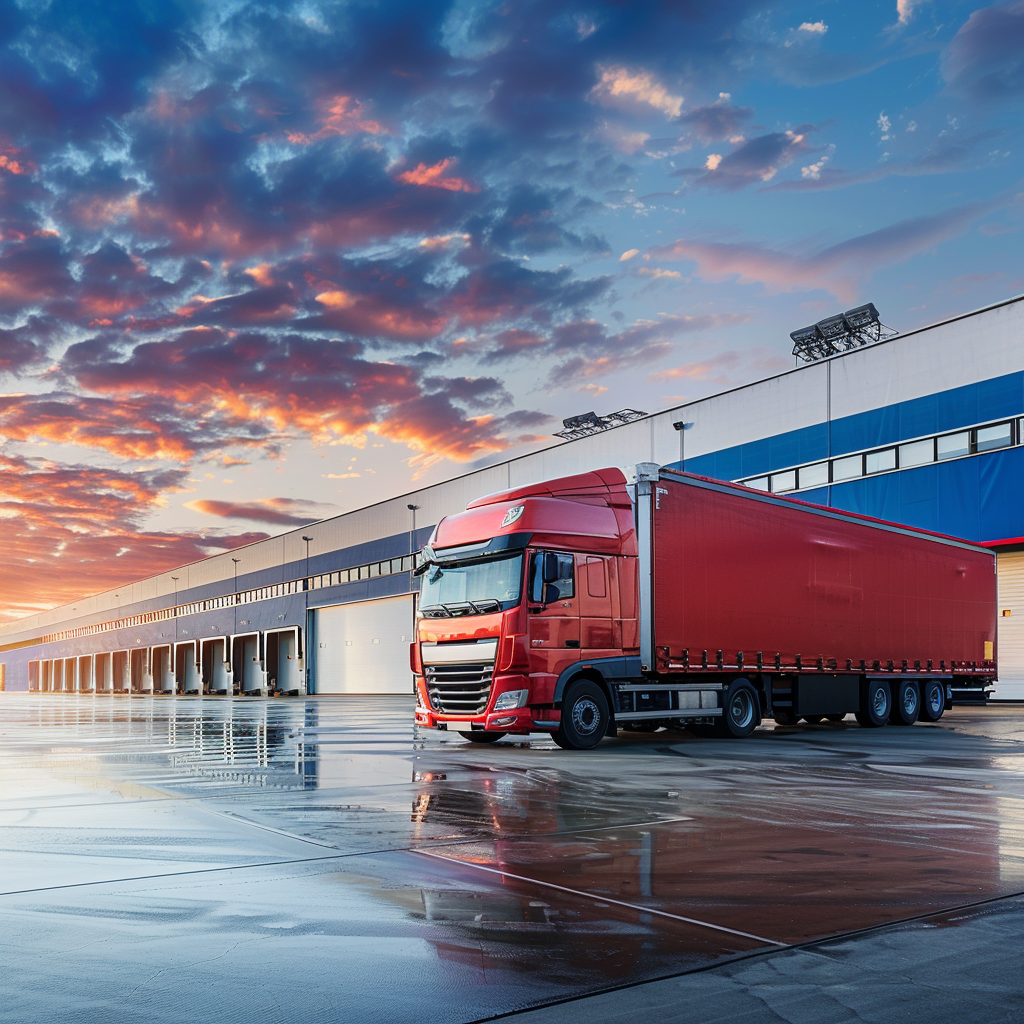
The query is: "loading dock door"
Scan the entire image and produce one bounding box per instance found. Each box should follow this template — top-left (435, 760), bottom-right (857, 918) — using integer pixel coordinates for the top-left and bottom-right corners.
top-left (314, 595), bottom-right (415, 695)
top-left (996, 551), bottom-right (1024, 700)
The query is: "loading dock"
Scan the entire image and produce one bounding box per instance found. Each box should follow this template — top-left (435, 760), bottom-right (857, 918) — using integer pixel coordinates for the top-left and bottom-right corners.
top-left (129, 648), bottom-right (151, 694)
top-left (151, 645), bottom-right (174, 694)
top-left (313, 595), bottom-right (414, 695)
top-left (63, 657), bottom-right (77, 693)
top-left (95, 652), bottom-right (112, 694)
top-left (112, 651), bottom-right (129, 693)
top-left (28, 662), bottom-right (39, 692)
top-left (51, 659), bottom-right (63, 693)
top-left (231, 633), bottom-right (263, 695)
top-left (264, 627), bottom-right (302, 695)
top-left (201, 637), bottom-right (230, 695)
top-left (175, 641), bottom-right (200, 694)
top-left (77, 655), bottom-right (93, 693)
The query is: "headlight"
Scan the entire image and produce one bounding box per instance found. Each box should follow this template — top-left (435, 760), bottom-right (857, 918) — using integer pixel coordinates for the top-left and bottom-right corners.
top-left (493, 688), bottom-right (528, 710)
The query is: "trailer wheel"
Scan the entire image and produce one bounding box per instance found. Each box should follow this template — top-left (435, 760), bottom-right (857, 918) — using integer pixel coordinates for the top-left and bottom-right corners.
top-left (855, 680), bottom-right (890, 727)
top-left (458, 731), bottom-right (507, 743)
top-left (716, 679), bottom-right (759, 738)
top-left (920, 680), bottom-right (945, 722)
top-left (773, 709), bottom-right (798, 726)
top-left (553, 680), bottom-right (610, 750)
top-left (891, 680), bottom-right (920, 726)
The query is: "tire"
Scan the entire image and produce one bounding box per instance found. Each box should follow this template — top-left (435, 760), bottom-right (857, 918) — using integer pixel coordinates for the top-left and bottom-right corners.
top-left (891, 680), bottom-right (920, 726)
top-left (857, 680), bottom-right (890, 727)
top-left (802, 715), bottom-right (824, 725)
top-left (457, 731), bottom-right (506, 743)
top-left (716, 679), bottom-right (760, 738)
top-left (553, 679), bottom-right (610, 750)
top-left (773, 709), bottom-right (798, 726)
top-left (920, 680), bottom-right (945, 722)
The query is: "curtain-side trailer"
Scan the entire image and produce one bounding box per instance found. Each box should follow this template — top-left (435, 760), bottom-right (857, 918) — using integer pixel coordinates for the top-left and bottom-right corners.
top-left (411, 464), bottom-right (996, 750)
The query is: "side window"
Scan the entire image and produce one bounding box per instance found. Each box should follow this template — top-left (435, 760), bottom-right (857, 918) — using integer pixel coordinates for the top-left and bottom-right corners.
top-left (586, 557), bottom-right (607, 598)
top-left (553, 553), bottom-right (575, 599)
top-left (529, 551), bottom-right (576, 601)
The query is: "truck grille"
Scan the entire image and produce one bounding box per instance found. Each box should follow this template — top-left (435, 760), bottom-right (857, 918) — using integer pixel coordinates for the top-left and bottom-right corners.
top-left (425, 663), bottom-right (494, 715)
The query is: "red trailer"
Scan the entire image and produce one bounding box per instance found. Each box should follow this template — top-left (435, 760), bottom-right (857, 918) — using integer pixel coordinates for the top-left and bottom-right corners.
top-left (412, 464), bottom-right (996, 749)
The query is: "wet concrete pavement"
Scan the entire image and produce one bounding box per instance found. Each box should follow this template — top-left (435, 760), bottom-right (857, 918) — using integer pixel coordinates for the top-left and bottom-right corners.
top-left (1, 696), bottom-right (1022, 1022)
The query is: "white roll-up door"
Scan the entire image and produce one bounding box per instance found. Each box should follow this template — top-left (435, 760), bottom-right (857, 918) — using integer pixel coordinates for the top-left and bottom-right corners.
top-left (314, 594), bottom-right (415, 694)
top-left (995, 551), bottom-right (1024, 700)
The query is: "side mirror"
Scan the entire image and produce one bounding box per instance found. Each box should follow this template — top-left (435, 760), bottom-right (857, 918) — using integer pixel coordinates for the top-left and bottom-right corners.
top-left (542, 551), bottom-right (560, 583)
top-left (543, 583), bottom-right (560, 604)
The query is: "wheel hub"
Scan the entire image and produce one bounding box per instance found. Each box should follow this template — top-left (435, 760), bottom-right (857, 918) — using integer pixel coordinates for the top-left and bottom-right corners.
top-left (572, 697), bottom-right (601, 735)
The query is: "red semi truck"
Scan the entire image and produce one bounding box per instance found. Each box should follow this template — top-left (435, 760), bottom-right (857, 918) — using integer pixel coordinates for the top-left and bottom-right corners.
top-left (411, 464), bottom-right (996, 749)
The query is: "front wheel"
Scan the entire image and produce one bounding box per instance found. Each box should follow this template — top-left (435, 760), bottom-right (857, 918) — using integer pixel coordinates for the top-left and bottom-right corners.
top-left (716, 679), bottom-right (760, 738)
top-left (920, 680), bottom-right (945, 722)
top-left (458, 731), bottom-right (506, 743)
top-left (553, 679), bottom-right (610, 750)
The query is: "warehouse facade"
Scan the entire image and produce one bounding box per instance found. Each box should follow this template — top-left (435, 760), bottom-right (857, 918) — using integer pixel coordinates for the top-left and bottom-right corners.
top-left (3, 293), bottom-right (1023, 699)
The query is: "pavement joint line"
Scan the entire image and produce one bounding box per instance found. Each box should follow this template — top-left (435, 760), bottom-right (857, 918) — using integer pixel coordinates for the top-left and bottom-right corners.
top-left (460, 886), bottom-right (1024, 1023)
top-left (413, 848), bottom-right (785, 946)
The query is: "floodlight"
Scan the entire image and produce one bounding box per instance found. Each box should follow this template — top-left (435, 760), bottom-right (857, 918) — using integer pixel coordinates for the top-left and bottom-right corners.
top-left (791, 301), bottom-right (896, 363)
top-left (843, 303), bottom-right (879, 331)
top-left (554, 408), bottom-right (647, 440)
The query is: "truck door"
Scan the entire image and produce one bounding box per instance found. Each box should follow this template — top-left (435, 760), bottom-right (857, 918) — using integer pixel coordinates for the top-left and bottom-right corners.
top-left (579, 555), bottom-right (615, 654)
top-left (528, 552), bottom-right (580, 659)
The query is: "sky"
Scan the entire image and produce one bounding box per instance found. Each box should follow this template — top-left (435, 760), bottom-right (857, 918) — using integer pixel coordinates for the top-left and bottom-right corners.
top-left (0, 0), bottom-right (1022, 623)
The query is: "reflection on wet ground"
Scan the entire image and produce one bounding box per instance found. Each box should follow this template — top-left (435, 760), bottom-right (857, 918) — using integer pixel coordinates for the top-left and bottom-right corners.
top-left (1, 695), bottom-right (1022, 1023)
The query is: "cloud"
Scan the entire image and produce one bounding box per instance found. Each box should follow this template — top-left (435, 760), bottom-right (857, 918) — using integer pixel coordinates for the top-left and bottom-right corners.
top-left (186, 497), bottom-right (337, 527)
top-left (397, 158), bottom-right (480, 193)
top-left (679, 128), bottom-right (813, 189)
top-left (943, 1), bottom-right (1024, 100)
top-left (61, 328), bottom-right (535, 463)
top-left (590, 65), bottom-right (683, 118)
top-left (798, 21), bottom-right (828, 34)
top-left (648, 347), bottom-right (789, 385)
top-left (677, 94), bottom-right (754, 143)
top-left (0, 451), bottom-right (265, 624)
top-left (897, 0), bottom-right (930, 27)
top-left (649, 199), bottom-right (997, 301)
top-left (619, 249), bottom-right (639, 261)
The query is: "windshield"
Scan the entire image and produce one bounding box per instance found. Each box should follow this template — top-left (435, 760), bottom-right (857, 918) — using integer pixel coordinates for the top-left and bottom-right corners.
top-left (419, 553), bottom-right (523, 617)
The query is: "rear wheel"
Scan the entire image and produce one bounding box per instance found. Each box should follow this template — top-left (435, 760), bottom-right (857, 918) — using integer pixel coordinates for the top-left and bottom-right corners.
top-left (553, 680), bottom-right (610, 750)
top-left (716, 679), bottom-right (760, 738)
top-left (458, 731), bottom-right (506, 743)
top-left (891, 680), bottom-right (920, 726)
top-left (920, 680), bottom-right (945, 722)
top-left (855, 680), bottom-right (890, 727)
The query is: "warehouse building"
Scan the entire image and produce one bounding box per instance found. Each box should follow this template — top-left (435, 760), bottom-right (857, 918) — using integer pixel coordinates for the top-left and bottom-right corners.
top-left (2, 293), bottom-right (1023, 699)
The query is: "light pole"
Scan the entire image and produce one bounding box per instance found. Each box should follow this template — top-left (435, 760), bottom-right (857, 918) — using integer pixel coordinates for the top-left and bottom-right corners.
top-left (231, 558), bottom-right (241, 640)
top-left (407, 505), bottom-right (420, 570)
top-left (170, 576), bottom-right (179, 641)
top-left (672, 420), bottom-right (694, 471)
top-left (301, 536), bottom-right (313, 580)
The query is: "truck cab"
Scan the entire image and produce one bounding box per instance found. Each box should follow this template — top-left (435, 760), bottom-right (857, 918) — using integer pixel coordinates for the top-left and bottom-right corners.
top-left (411, 469), bottom-right (637, 748)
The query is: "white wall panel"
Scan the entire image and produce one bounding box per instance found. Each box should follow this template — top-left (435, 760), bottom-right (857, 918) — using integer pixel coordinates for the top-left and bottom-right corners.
top-left (314, 595), bottom-right (415, 695)
top-left (994, 551), bottom-right (1024, 700)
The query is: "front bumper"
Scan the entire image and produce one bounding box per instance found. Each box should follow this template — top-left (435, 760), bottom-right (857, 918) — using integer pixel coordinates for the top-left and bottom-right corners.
top-left (414, 704), bottom-right (538, 733)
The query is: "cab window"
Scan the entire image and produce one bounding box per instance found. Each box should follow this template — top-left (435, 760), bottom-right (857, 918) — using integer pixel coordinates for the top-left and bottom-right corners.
top-left (529, 552), bottom-right (575, 602)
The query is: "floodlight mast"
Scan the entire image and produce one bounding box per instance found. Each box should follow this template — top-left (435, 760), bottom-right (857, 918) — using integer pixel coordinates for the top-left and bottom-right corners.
top-left (790, 302), bottom-right (896, 364)
top-left (554, 408), bottom-right (647, 440)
